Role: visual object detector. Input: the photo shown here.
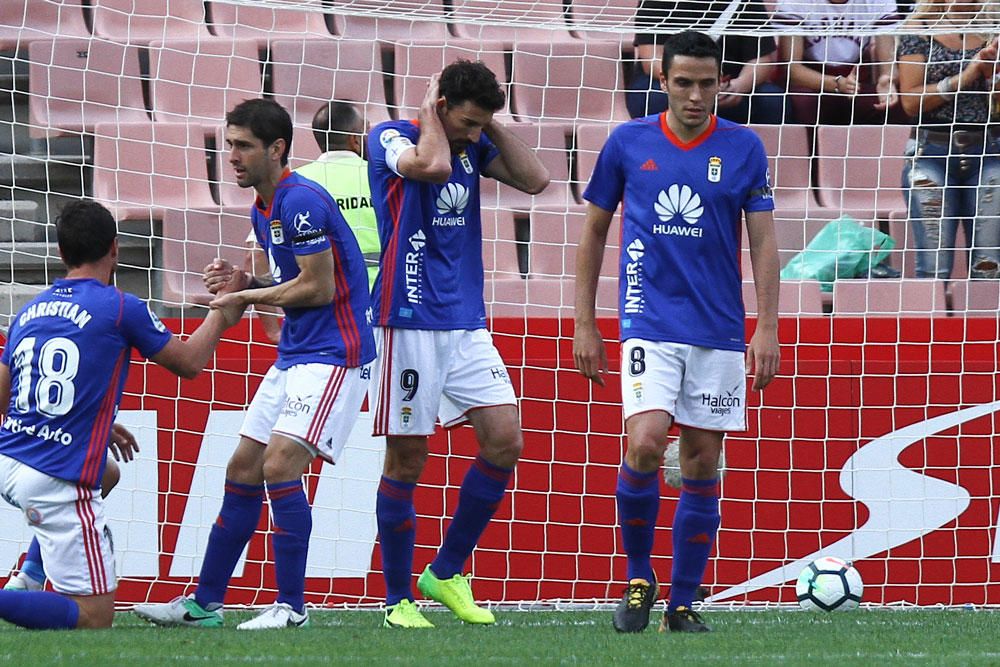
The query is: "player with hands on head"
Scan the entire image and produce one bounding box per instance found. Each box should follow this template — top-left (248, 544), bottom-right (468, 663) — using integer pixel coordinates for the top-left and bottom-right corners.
top-left (574, 30), bottom-right (779, 634)
top-left (134, 98), bottom-right (375, 631)
top-left (0, 199), bottom-right (245, 630)
top-left (366, 61), bottom-right (549, 629)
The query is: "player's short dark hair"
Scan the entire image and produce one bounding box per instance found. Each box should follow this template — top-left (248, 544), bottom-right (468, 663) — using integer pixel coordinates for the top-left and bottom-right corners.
top-left (439, 59), bottom-right (505, 113)
top-left (661, 30), bottom-right (722, 77)
top-left (56, 200), bottom-right (117, 268)
top-left (226, 98), bottom-right (293, 165)
top-left (312, 101), bottom-right (364, 153)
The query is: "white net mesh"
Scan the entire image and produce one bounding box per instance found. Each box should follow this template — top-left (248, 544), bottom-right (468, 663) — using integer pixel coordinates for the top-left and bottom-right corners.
top-left (1, 0), bottom-right (999, 609)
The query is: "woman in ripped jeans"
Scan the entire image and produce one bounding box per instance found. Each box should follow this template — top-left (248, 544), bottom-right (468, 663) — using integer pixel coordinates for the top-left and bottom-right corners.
top-left (897, 8), bottom-right (1000, 280)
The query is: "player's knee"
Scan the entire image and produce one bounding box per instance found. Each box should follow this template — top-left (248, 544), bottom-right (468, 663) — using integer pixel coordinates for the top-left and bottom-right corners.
top-left (384, 441), bottom-right (428, 482)
top-left (626, 434), bottom-right (666, 471)
top-left (480, 428), bottom-right (523, 469)
top-left (73, 597), bottom-right (114, 629)
top-left (226, 443), bottom-right (265, 484)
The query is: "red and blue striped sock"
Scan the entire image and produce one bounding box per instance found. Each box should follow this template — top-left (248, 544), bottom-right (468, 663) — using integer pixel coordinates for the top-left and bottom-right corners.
top-left (668, 477), bottom-right (720, 611)
top-left (376, 476), bottom-right (416, 606)
top-left (0, 590), bottom-right (79, 629)
top-left (616, 462), bottom-right (660, 582)
top-left (430, 456), bottom-right (512, 580)
top-left (194, 479), bottom-right (264, 609)
top-left (268, 480), bottom-right (311, 615)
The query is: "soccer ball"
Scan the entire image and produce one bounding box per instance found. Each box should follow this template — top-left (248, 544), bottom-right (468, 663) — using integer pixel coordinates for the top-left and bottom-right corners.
top-left (662, 438), bottom-right (726, 489)
top-left (795, 556), bottom-right (863, 611)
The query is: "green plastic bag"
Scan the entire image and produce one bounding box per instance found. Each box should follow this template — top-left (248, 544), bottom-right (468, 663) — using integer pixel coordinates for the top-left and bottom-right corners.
top-left (779, 216), bottom-right (896, 292)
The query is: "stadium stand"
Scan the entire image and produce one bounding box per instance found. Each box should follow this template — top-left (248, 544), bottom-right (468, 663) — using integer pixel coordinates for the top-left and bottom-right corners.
top-left (270, 38), bottom-right (391, 130)
top-left (529, 205), bottom-right (620, 279)
top-left (511, 41), bottom-right (631, 124)
top-left (832, 279), bottom-right (948, 316)
top-left (449, 0), bottom-right (576, 44)
top-left (149, 38), bottom-right (262, 124)
top-left (208, 0), bottom-right (331, 43)
top-left (91, 0), bottom-right (213, 43)
top-left (743, 279), bottom-right (824, 315)
top-left (481, 207), bottom-right (523, 279)
top-left (92, 121), bottom-right (215, 222)
top-left (328, 0), bottom-right (450, 41)
top-left (948, 279), bottom-right (1000, 316)
top-left (815, 125), bottom-right (912, 224)
top-left (567, 0), bottom-right (639, 45)
top-left (27, 38), bottom-right (148, 138)
top-left (0, 0), bottom-right (89, 51)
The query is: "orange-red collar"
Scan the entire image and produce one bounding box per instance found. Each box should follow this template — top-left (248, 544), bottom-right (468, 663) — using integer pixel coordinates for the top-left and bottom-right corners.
top-left (660, 112), bottom-right (717, 150)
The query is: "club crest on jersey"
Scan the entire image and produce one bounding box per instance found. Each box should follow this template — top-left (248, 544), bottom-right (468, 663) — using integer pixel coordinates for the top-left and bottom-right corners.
top-left (459, 150), bottom-right (474, 174)
top-left (270, 219), bottom-right (285, 245)
top-left (707, 156), bottom-right (722, 183)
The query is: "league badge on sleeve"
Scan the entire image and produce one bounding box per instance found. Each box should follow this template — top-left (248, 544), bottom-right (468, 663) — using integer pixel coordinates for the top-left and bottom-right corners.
top-left (270, 219), bottom-right (285, 245)
top-left (707, 156), bottom-right (722, 183)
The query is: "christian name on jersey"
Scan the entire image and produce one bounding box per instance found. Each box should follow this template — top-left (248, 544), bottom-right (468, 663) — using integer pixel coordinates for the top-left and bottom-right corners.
top-left (17, 300), bottom-right (92, 329)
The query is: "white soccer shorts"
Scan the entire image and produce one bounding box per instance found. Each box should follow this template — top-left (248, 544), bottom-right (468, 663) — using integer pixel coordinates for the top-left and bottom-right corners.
top-left (371, 327), bottom-right (517, 436)
top-left (241, 362), bottom-right (371, 463)
top-left (0, 454), bottom-right (116, 597)
top-left (620, 339), bottom-right (747, 432)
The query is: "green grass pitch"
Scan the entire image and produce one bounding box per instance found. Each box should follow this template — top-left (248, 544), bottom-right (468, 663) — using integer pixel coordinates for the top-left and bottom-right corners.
top-left (1, 608), bottom-right (998, 665)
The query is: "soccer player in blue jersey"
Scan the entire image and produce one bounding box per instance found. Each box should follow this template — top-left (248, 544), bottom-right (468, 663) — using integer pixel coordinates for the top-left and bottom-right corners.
top-left (367, 61), bottom-right (549, 628)
top-left (574, 31), bottom-right (780, 633)
top-left (0, 200), bottom-right (246, 630)
top-left (134, 99), bottom-right (376, 631)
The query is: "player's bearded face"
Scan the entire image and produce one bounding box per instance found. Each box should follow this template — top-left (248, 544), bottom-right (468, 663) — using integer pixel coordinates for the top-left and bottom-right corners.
top-left (661, 55), bottom-right (720, 131)
top-left (439, 100), bottom-right (495, 154)
top-left (225, 125), bottom-right (272, 189)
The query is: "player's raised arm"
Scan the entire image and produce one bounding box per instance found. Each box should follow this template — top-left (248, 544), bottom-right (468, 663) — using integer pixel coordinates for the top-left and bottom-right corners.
top-left (573, 203), bottom-right (615, 387)
top-left (745, 209), bottom-right (780, 391)
top-left (393, 74), bottom-right (452, 183)
top-left (481, 121), bottom-right (550, 195)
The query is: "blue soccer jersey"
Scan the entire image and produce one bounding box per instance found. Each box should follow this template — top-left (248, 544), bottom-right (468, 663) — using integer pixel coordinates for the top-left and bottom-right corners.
top-left (367, 120), bottom-right (500, 330)
top-left (251, 170), bottom-right (376, 369)
top-left (584, 114), bottom-right (774, 352)
top-left (0, 279), bottom-right (172, 487)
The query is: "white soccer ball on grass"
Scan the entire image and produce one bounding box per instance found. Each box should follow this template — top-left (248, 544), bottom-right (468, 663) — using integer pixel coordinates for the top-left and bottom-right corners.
top-left (795, 556), bottom-right (864, 611)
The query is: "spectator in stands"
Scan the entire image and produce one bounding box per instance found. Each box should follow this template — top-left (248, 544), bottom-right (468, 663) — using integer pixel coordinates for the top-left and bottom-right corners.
top-left (897, 1), bottom-right (1000, 279)
top-left (626, 0), bottom-right (789, 124)
top-left (774, 0), bottom-right (907, 125)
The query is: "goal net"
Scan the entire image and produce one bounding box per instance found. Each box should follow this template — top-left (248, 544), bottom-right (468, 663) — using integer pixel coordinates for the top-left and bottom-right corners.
top-left (1, 0), bottom-right (998, 609)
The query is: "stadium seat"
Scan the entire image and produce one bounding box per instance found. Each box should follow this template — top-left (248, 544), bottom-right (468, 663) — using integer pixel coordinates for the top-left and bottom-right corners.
top-left (449, 0), bottom-right (576, 45)
top-left (511, 41), bottom-right (631, 124)
top-left (574, 122), bottom-right (616, 198)
top-left (529, 205), bottom-right (620, 279)
top-left (208, 0), bottom-right (331, 43)
top-left (480, 122), bottom-right (573, 210)
top-left (486, 276), bottom-right (618, 318)
top-left (161, 207), bottom-right (250, 307)
top-left (28, 38), bottom-right (148, 138)
top-left (328, 0), bottom-right (449, 41)
top-left (815, 125), bottom-right (912, 223)
top-left (743, 279), bottom-right (824, 316)
top-left (947, 279), bottom-right (1000, 316)
top-left (149, 38), bottom-right (262, 124)
top-left (92, 0), bottom-right (212, 43)
top-left (0, 0), bottom-right (89, 51)
top-left (393, 40), bottom-right (511, 123)
top-left (482, 208), bottom-right (522, 278)
top-left (831, 278), bottom-right (948, 316)
top-left (748, 124), bottom-right (818, 213)
top-left (92, 122), bottom-right (215, 222)
top-left (567, 0), bottom-right (638, 46)
top-left (270, 38), bottom-right (391, 130)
